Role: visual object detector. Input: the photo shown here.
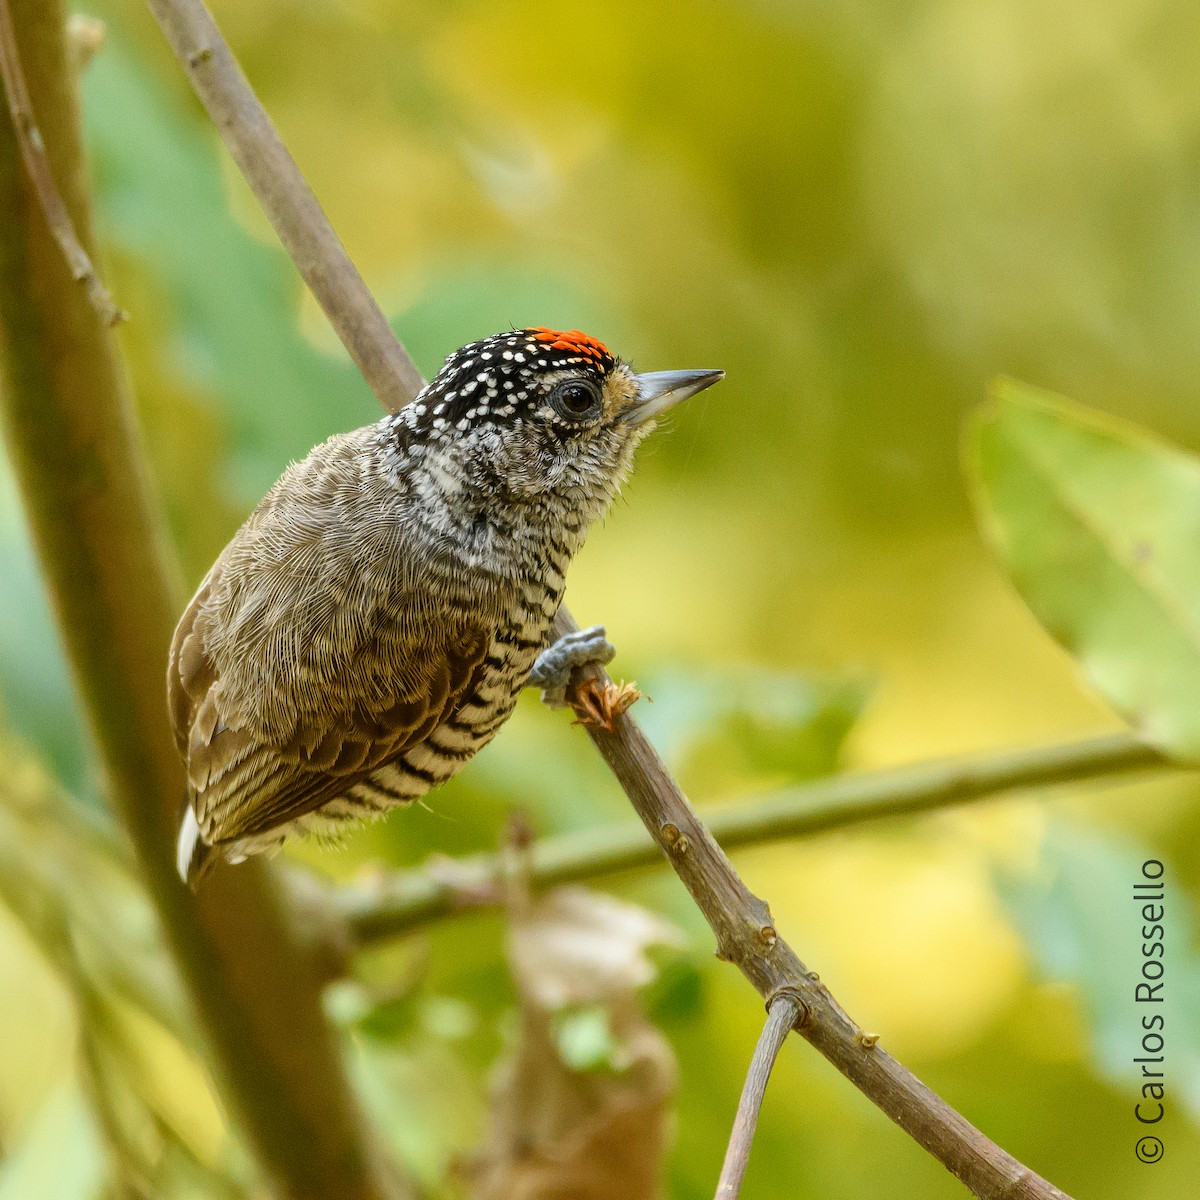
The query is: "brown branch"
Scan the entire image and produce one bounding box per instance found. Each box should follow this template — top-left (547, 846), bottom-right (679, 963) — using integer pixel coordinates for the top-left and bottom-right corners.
top-left (135, 3), bottom-right (1075, 1195)
top-left (144, 0), bottom-right (423, 413)
top-left (554, 619), bottom-right (1072, 1200)
top-left (0, 4), bottom-right (401, 1198)
top-left (335, 730), bottom-right (1166, 944)
top-left (715, 992), bottom-right (802, 1200)
top-left (0, 0), bottom-right (122, 324)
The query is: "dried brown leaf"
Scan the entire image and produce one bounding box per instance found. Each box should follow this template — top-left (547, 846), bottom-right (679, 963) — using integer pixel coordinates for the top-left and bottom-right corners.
top-left (567, 678), bottom-right (643, 732)
top-left (510, 887), bottom-right (685, 1010)
top-left (467, 888), bottom-right (682, 1200)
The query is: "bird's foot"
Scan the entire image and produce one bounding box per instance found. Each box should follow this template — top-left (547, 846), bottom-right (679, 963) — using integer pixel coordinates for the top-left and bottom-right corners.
top-left (528, 625), bottom-right (616, 708)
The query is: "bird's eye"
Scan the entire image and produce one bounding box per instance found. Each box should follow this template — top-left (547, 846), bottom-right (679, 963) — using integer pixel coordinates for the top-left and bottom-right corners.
top-left (552, 380), bottom-right (601, 420)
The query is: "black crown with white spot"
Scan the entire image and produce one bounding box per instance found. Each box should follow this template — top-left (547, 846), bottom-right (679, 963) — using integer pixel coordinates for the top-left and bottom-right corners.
top-left (393, 328), bottom-right (618, 438)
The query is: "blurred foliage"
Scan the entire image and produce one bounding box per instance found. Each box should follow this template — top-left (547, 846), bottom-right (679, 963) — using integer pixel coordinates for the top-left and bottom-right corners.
top-left (636, 667), bottom-right (867, 796)
top-left (2, 0), bottom-right (1200, 1197)
top-left (0, 738), bottom-right (252, 1198)
top-left (0, 471), bottom-right (90, 791)
top-left (998, 818), bottom-right (1200, 1118)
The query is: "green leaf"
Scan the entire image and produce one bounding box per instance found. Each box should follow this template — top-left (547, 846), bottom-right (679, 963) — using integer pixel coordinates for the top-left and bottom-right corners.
top-left (0, 468), bottom-right (88, 790)
top-left (643, 957), bottom-right (707, 1026)
top-left (350, 1040), bottom-right (483, 1188)
top-left (967, 380), bottom-right (1200, 760)
top-left (638, 667), bottom-right (867, 794)
top-left (552, 1006), bottom-right (622, 1073)
top-left (996, 819), bottom-right (1200, 1118)
top-left (0, 1087), bottom-right (106, 1200)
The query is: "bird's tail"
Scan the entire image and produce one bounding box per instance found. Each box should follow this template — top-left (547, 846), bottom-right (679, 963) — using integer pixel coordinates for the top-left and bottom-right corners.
top-left (176, 804), bottom-right (216, 890)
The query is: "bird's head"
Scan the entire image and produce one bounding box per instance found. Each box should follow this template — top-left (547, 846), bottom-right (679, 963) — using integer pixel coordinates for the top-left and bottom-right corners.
top-left (391, 328), bottom-right (722, 520)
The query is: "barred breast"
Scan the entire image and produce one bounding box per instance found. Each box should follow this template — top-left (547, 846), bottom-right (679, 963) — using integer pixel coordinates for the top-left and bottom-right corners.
top-left (292, 537), bottom-right (570, 837)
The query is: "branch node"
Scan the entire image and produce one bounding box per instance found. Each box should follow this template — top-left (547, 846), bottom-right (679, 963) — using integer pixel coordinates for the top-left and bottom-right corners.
top-left (764, 986), bottom-right (807, 1029)
top-left (857, 1031), bottom-right (880, 1050)
top-left (187, 45), bottom-right (213, 68)
top-left (660, 821), bottom-right (691, 854)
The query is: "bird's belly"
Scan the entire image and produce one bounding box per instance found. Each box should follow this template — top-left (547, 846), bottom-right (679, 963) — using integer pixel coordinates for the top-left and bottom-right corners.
top-left (220, 645), bottom-right (537, 861)
top-left (322, 613), bottom-right (553, 824)
top-left (248, 573), bottom-right (565, 858)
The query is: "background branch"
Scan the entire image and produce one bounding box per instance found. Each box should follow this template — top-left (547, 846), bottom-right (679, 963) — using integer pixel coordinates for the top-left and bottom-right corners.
top-left (0, 0), bottom-right (120, 324)
top-left (336, 730), bottom-right (1167, 944)
top-left (135, 1), bottom-right (1079, 1195)
top-left (0, 4), bottom-right (400, 1198)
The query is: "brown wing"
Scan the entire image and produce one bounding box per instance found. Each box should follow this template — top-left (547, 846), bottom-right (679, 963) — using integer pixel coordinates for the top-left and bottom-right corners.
top-left (168, 569), bottom-right (490, 848)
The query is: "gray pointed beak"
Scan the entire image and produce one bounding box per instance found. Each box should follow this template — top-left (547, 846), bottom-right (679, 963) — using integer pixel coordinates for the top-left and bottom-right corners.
top-left (625, 368), bottom-right (724, 426)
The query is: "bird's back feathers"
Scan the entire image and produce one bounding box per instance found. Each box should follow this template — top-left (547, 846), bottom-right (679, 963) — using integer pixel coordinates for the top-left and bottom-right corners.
top-left (168, 425), bottom-right (504, 874)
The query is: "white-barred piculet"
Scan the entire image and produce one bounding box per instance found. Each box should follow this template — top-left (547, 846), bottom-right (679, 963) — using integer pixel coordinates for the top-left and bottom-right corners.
top-left (168, 327), bottom-right (722, 885)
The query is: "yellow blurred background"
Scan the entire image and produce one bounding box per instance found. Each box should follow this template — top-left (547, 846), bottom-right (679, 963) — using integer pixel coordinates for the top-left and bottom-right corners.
top-left (2, 1), bottom-right (1200, 1196)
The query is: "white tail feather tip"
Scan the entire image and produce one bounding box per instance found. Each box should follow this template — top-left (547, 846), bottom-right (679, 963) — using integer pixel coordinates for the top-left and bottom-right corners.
top-left (176, 807), bottom-right (203, 883)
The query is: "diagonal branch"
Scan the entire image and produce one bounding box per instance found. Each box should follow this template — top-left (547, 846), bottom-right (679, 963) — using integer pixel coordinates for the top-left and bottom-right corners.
top-left (335, 730), bottom-right (1166, 944)
top-left (0, 0), bottom-right (122, 324)
top-left (144, 0), bottom-right (423, 413)
top-left (141, 2), bottom-right (1076, 1195)
top-left (552, 621), bottom-right (1072, 1199)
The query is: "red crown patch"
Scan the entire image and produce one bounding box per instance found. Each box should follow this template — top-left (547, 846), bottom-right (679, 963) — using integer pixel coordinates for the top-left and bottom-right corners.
top-left (530, 327), bottom-right (611, 362)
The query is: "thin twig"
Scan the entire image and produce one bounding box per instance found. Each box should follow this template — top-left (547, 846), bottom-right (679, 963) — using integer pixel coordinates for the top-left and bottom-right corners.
top-left (139, 4), bottom-right (1077, 1195)
top-left (335, 730), bottom-right (1168, 944)
top-left (0, 0), bottom-right (123, 325)
top-left (144, 0), bottom-right (423, 413)
top-left (715, 992), bottom-right (803, 1200)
